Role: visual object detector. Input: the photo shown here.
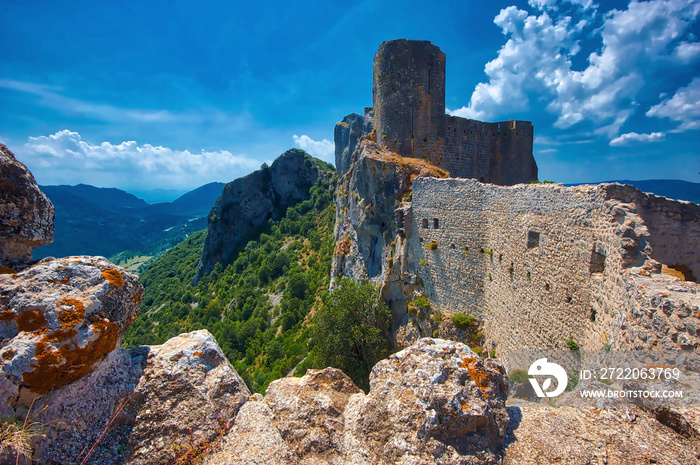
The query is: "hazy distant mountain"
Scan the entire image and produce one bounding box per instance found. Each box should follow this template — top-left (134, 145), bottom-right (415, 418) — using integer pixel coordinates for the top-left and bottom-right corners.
top-left (148, 182), bottom-right (226, 217)
top-left (569, 179), bottom-right (699, 204)
top-left (35, 183), bottom-right (224, 259)
top-left (608, 179), bottom-right (699, 204)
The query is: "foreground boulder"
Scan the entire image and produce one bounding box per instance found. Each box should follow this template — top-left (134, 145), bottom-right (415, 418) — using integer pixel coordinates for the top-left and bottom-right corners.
top-left (265, 367), bottom-right (362, 462)
top-left (205, 338), bottom-right (509, 465)
top-left (0, 144), bottom-right (54, 268)
top-left (125, 330), bottom-right (250, 465)
top-left (31, 330), bottom-right (250, 465)
top-left (0, 256), bottom-right (141, 415)
top-left (343, 338), bottom-right (509, 464)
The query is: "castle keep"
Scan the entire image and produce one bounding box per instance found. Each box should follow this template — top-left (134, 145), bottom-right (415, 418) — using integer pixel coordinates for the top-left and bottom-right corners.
top-left (371, 39), bottom-right (537, 185)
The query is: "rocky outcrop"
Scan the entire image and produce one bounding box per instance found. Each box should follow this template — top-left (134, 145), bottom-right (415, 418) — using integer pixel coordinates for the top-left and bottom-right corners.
top-left (195, 149), bottom-right (326, 281)
top-left (0, 256), bottom-right (142, 414)
top-left (0, 144), bottom-right (54, 268)
top-left (209, 338), bottom-right (509, 465)
top-left (334, 112), bottom-right (372, 177)
top-left (30, 330), bottom-right (250, 465)
top-left (331, 137), bottom-right (448, 286)
top-left (343, 338), bottom-right (509, 464)
top-left (124, 330), bottom-right (250, 465)
top-left (264, 367), bottom-right (362, 462)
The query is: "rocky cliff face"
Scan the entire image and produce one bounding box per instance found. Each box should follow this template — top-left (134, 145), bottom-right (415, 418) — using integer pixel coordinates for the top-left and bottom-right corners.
top-left (195, 149), bottom-right (325, 281)
top-left (334, 112), bottom-right (372, 177)
top-left (331, 125), bottom-right (449, 339)
top-left (0, 144), bottom-right (54, 268)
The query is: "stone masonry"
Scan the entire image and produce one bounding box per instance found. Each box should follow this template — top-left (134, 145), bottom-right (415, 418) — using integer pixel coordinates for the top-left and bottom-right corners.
top-left (399, 178), bottom-right (700, 354)
top-left (369, 39), bottom-right (537, 185)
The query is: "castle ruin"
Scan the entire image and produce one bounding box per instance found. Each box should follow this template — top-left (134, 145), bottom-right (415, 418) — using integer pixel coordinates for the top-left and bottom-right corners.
top-left (371, 39), bottom-right (537, 184)
top-left (333, 39), bottom-right (700, 357)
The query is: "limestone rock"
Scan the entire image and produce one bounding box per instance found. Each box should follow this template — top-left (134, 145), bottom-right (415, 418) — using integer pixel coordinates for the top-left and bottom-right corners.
top-left (125, 330), bottom-right (250, 465)
top-left (28, 330), bottom-right (249, 465)
top-left (342, 338), bottom-right (509, 464)
top-left (196, 149), bottom-right (325, 281)
top-left (32, 346), bottom-right (144, 465)
top-left (264, 367), bottom-right (362, 462)
top-left (0, 256), bottom-right (142, 413)
top-left (0, 144), bottom-right (54, 267)
top-left (202, 400), bottom-right (297, 465)
top-left (502, 401), bottom-right (700, 464)
top-left (331, 138), bottom-right (447, 287)
top-left (334, 112), bottom-right (372, 177)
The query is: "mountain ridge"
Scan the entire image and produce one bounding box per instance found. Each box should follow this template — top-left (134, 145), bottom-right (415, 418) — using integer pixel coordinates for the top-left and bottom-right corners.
top-left (35, 181), bottom-right (225, 260)
top-left (567, 178), bottom-right (699, 204)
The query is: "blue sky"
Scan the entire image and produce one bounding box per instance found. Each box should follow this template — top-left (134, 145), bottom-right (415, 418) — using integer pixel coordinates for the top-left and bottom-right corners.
top-left (1, 0), bottom-right (698, 201)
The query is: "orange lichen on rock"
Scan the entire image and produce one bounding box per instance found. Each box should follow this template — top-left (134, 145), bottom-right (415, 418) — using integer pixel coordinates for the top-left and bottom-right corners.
top-left (16, 310), bottom-right (46, 332)
top-left (2, 348), bottom-right (14, 360)
top-left (57, 298), bottom-right (86, 328)
top-left (461, 356), bottom-right (491, 397)
top-left (0, 309), bottom-right (16, 322)
top-left (334, 235), bottom-right (352, 257)
top-left (131, 291), bottom-right (143, 304)
top-left (43, 328), bottom-right (79, 343)
top-left (102, 269), bottom-right (124, 287)
top-left (21, 319), bottom-right (119, 394)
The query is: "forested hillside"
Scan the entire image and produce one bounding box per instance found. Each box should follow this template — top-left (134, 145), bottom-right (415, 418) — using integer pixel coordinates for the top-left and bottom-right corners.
top-left (123, 177), bottom-right (339, 392)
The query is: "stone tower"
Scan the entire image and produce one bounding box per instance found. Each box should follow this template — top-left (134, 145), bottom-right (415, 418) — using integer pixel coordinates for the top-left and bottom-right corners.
top-left (373, 40), bottom-right (446, 159)
top-left (367, 39), bottom-right (538, 185)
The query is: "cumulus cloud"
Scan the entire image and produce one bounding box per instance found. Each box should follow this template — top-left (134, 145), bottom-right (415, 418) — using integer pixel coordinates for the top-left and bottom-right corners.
top-left (646, 77), bottom-right (700, 132)
top-left (20, 130), bottom-right (260, 191)
top-left (451, 0), bottom-right (700, 140)
top-left (609, 131), bottom-right (666, 146)
top-left (292, 134), bottom-right (334, 162)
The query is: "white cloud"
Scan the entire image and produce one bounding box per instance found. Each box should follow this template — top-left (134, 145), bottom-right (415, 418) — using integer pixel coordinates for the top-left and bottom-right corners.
top-left (452, 0), bottom-right (700, 140)
top-left (609, 131), bottom-right (666, 146)
top-left (646, 77), bottom-right (700, 132)
top-left (20, 130), bottom-right (260, 191)
top-left (292, 134), bottom-right (334, 162)
top-left (528, 0), bottom-right (597, 12)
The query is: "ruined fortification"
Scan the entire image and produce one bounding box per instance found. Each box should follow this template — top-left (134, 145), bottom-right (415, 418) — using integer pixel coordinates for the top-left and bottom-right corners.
top-left (401, 178), bottom-right (700, 354)
top-left (333, 39), bottom-right (700, 358)
top-left (369, 39), bottom-right (537, 184)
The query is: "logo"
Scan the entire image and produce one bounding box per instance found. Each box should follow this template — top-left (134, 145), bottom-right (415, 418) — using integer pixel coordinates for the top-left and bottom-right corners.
top-left (528, 358), bottom-right (567, 397)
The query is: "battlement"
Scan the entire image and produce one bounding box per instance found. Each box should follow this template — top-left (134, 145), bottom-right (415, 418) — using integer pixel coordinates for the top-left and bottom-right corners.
top-left (371, 39), bottom-right (537, 185)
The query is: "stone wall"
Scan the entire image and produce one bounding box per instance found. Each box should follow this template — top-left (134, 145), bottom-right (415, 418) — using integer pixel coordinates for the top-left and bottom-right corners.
top-left (402, 178), bottom-right (700, 354)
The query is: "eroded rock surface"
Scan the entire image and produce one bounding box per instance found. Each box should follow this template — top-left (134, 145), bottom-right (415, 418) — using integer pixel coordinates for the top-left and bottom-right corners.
top-left (0, 144), bottom-right (54, 267)
top-left (343, 338), bottom-right (509, 464)
top-left (264, 367), bottom-right (362, 462)
top-left (502, 401), bottom-right (700, 464)
top-left (196, 149), bottom-right (327, 281)
top-left (125, 330), bottom-right (250, 465)
top-left (203, 399), bottom-right (297, 465)
top-left (0, 256), bottom-right (141, 413)
top-left (30, 330), bottom-right (249, 465)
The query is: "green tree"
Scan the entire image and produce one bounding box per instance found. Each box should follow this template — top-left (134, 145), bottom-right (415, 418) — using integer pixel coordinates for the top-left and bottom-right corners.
top-left (312, 278), bottom-right (393, 391)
